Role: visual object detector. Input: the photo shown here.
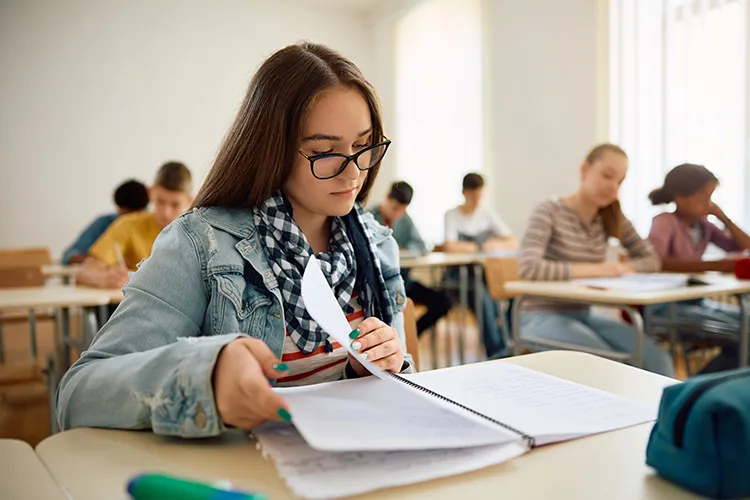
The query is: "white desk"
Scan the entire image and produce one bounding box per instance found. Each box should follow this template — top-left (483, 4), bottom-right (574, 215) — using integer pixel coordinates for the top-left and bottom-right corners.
top-left (35, 351), bottom-right (697, 499)
top-left (506, 277), bottom-right (750, 367)
top-left (41, 264), bottom-right (81, 283)
top-left (0, 439), bottom-right (67, 499)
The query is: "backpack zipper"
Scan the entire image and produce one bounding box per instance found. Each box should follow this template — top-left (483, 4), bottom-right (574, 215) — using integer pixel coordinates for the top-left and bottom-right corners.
top-left (673, 370), bottom-right (750, 448)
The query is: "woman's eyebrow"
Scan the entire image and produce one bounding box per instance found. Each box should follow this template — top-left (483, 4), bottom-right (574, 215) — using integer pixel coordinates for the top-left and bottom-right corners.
top-left (301, 128), bottom-right (372, 142)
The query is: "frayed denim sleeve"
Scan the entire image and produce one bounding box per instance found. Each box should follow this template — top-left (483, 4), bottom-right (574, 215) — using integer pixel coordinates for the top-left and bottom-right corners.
top-left (55, 218), bottom-right (239, 437)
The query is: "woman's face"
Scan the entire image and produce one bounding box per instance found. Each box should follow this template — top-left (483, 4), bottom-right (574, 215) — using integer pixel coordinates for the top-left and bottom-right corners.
top-left (284, 84), bottom-right (373, 219)
top-left (674, 181), bottom-right (717, 219)
top-left (580, 150), bottom-right (628, 208)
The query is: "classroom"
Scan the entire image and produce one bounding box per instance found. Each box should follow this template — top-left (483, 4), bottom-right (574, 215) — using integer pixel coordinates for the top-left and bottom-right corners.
top-left (2, 0), bottom-right (750, 499)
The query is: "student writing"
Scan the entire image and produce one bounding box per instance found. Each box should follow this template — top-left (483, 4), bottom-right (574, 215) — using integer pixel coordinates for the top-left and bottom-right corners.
top-left (518, 144), bottom-right (674, 376)
top-left (75, 162), bottom-right (193, 288)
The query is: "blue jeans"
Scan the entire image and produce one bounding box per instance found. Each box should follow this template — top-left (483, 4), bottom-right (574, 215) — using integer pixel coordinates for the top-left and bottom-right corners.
top-left (651, 300), bottom-right (742, 374)
top-left (520, 311), bottom-right (675, 376)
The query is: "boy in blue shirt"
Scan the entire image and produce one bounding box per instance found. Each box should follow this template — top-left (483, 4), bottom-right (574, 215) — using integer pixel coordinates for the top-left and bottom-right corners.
top-left (371, 181), bottom-right (453, 336)
top-left (62, 180), bottom-right (149, 265)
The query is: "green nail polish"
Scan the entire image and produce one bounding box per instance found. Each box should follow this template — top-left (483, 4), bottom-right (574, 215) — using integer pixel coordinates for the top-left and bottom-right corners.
top-left (362, 353), bottom-right (369, 361)
top-left (349, 328), bottom-right (360, 339)
top-left (273, 363), bottom-right (289, 371)
top-left (278, 408), bottom-right (292, 423)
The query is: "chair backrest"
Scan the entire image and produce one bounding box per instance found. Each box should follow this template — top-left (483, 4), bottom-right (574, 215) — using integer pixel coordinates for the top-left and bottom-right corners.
top-left (0, 247), bottom-right (52, 270)
top-left (0, 267), bottom-right (45, 288)
top-left (403, 298), bottom-right (420, 371)
top-left (483, 257), bottom-right (519, 301)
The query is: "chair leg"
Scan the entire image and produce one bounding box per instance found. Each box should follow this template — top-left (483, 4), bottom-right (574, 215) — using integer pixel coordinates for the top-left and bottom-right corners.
top-left (29, 308), bottom-right (38, 359)
top-left (0, 322), bottom-right (4, 364)
top-left (46, 354), bottom-right (58, 435)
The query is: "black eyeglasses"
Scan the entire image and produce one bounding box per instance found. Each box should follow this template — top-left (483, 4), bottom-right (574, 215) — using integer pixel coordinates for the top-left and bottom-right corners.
top-left (298, 138), bottom-right (391, 180)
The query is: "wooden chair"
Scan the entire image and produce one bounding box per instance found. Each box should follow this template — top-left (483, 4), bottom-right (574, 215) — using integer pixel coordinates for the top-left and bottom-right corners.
top-left (483, 257), bottom-right (519, 350)
top-left (0, 359), bottom-right (51, 446)
top-left (0, 248), bottom-right (52, 270)
top-left (404, 298), bottom-right (420, 371)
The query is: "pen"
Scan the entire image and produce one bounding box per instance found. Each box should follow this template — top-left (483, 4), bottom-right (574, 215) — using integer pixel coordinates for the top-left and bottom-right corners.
top-left (127, 473), bottom-right (267, 500)
top-left (113, 243), bottom-right (127, 270)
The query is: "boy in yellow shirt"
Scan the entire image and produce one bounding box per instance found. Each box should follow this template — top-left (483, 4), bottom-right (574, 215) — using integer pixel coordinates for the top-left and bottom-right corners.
top-left (78, 162), bottom-right (193, 288)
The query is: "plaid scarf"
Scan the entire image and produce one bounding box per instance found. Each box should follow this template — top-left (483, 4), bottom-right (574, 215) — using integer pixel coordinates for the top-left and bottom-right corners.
top-left (253, 191), bottom-right (393, 354)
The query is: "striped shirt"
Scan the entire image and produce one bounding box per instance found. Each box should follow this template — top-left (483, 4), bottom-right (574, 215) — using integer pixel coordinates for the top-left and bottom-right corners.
top-left (275, 292), bottom-right (365, 387)
top-left (519, 198), bottom-right (660, 312)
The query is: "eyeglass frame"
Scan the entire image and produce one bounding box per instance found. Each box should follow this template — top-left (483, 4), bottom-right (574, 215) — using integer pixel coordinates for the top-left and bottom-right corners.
top-left (298, 138), bottom-right (392, 180)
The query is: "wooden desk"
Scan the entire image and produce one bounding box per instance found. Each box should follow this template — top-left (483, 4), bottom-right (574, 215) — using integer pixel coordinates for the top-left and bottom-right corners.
top-left (0, 439), bottom-right (67, 499)
top-left (506, 277), bottom-right (750, 367)
top-left (35, 352), bottom-right (696, 499)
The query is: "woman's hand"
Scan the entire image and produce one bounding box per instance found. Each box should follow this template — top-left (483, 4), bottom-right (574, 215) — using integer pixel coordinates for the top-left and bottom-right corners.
top-left (212, 337), bottom-right (291, 429)
top-left (348, 317), bottom-right (405, 376)
top-left (599, 261), bottom-right (633, 277)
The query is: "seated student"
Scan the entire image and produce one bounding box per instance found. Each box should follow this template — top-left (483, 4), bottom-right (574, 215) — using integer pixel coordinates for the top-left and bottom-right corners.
top-left (56, 42), bottom-right (413, 436)
top-left (76, 162), bottom-right (193, 289)
top-left (442, 173), bottom-right (513, 358)
top-left (371, 181), bottom-right (453, 336)
top-left (444, 173), bottom-right (517, 253)
top-left (518, 143), bottom-right (674, 376)
top-left (62, 180), bottom-right (149, 265)
top-left (648, 163), bottom-right (749, 373)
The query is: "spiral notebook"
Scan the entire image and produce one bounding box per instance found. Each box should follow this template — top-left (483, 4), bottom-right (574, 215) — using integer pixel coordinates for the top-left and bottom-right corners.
top-left (253, 257), bottom-right (657, 499)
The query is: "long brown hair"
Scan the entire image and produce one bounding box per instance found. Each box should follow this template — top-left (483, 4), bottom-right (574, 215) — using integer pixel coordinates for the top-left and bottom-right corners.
top-left (193, 42), bottom-right (384, 209)
top-left (585, 143), bottom-right (627, 239)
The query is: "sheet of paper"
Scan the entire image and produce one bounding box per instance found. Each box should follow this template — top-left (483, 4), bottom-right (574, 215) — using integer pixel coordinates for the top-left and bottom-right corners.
top-left (255, 423), bottom-right (528, 500)
top-left (575, 273), bottom-right (689, 292)
top-left (298, 255), bottom-right (521, 450)
top-left (302, 256), bottom-right (382, 378)
top-left (276, 376), bottom-right (520, 452)
top-left (406, 362), bottom-right (658, 445)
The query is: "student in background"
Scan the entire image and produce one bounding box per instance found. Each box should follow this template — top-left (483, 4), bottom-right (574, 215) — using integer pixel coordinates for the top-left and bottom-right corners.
top-left (648, 163), bottom-right (749, 373)
top-left (444, 173), bottom-right (517, 253)
top-left (648, 164), bottom-right (750, 272)
top-left (443, 173), bottom-right (512, 358)
top-left (518, 144), bottom-right (674, 376)
top-left (56, 42), bottom-right (413, 436)
top-left (371, 181), bottom-right (453, 336)
top-left (76, 162), bottom-right (193, 289)
top-left (62, 180), bottom-right (149, 265)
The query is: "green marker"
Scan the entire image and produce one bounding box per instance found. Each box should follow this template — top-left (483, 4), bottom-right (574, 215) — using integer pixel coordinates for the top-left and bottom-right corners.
top-left (127, 473), bottom-right (267, 500)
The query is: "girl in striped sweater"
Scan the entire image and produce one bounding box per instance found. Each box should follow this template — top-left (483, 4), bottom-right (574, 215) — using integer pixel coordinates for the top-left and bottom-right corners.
top-left (518, 144), bottom-right (674, 376)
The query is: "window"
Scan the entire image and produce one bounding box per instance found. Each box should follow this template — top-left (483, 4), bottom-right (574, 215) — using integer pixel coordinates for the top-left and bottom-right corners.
top-left (609, 0), bottom-right (747, 236)
top-left (394, 0), bottom-right (482, 245)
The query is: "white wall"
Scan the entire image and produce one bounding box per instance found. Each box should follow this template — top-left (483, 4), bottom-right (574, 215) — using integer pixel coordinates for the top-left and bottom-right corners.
top-left (484, 0), bottom-right (607, 235)
top-left (0, 0), bottom-right (374, 258)
top-left (367, 0), bottom-right (606, 241)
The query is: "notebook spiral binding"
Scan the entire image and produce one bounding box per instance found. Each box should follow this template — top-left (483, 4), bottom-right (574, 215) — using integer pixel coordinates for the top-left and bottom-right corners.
top-left (389, 372), bottom-right (536, 449)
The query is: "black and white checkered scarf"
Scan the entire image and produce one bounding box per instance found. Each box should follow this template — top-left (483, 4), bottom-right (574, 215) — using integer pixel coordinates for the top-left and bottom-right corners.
top-left (253, 191), bottom-right (393, 354)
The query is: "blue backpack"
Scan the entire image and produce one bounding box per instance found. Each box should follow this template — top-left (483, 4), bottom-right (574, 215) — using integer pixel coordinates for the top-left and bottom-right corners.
top-left (646, 368), bottom-right (750, 499)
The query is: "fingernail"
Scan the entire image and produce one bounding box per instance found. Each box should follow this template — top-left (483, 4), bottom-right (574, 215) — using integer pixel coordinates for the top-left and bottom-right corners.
top-left (277, 408), bottom-right (292, 423)
top-left (273, 363), bottom-right (289, 372)
top-left (351, 341), bottom-right (362, 350)
top-left (362, 353), bottom-right (369, 361)
top-left (349, 328), bottom-right (360, 339)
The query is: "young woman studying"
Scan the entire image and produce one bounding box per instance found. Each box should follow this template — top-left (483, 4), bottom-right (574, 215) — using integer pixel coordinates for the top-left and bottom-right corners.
top-left (55, 42), bottom-right (412, 436)
top-left (518, 144), bottom-right (674, 376)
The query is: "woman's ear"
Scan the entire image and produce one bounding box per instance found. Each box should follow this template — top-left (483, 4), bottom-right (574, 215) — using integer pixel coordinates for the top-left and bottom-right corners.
top-left (580, 162), bottom-right (590, 181)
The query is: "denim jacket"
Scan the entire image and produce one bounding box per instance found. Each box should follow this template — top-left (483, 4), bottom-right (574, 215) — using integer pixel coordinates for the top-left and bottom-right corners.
top-left (55, 206), bottom-right (408, 438)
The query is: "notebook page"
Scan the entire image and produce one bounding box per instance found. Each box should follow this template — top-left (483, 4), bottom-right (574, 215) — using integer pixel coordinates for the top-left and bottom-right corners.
top-left (406, 362), bottom-right (657, 446)
top-left (575, 273), bottom-right (689, 292)
top-left (276, 375), bottom-right (520, 451)
top-left (296, 256), bottom-right (523, 450)
top-left (255, 423), bottom-right (529, 500)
